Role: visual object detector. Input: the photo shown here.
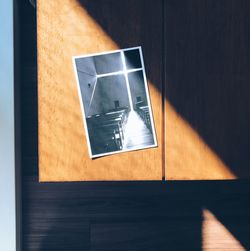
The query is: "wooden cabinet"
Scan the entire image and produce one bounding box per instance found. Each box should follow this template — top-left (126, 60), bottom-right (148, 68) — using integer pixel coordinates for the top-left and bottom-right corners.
top-left (38, 0), bottom-right (250, 181)
top-left (19, 1), bottom-right (250, 250)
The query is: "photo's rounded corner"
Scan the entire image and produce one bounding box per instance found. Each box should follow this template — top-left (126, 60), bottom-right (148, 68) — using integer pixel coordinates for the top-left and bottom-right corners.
top-left (72, 54), bottom-right (81, 64)
top-left (123, 45), bottom-right (142, 52)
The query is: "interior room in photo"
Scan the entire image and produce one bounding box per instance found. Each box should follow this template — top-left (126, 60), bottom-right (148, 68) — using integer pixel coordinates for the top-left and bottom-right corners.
top-left (73, 47), bottom-right (157, 157)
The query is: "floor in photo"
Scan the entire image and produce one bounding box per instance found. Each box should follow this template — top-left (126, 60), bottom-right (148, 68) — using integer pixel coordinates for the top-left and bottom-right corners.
top-left (123, 111), bottom-right (154, 149)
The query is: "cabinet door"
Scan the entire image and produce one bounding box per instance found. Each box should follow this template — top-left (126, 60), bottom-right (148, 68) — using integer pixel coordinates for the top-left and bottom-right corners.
top-left (164, 0), bottom-right (250, 180)
top-left (38, 0), bottom-right (163, 181)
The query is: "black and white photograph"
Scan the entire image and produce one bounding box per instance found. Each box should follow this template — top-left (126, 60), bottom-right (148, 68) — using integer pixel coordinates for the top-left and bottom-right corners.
top-left (73, 47), bottom-right (157, 158)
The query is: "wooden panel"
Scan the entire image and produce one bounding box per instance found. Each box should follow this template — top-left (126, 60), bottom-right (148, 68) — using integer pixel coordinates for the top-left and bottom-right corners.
top-left (22, 1), bottom-right (250, 250)
top-left (91, 220), bottom-right (201, 250)
top-left (164, 0), bottom-right (250, 180)
top-left (37, 0), bottom-right (163, 181)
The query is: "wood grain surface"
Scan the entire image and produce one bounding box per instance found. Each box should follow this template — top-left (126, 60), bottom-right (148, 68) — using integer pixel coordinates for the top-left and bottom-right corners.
top-left (37, 0), bottom-right (163, 181)
top-left (37, 0), bottom-right (250, 181)
top-left (164, 0), bottom-right (250, 179)
top-left (20, 0), bottom-right (250, 250)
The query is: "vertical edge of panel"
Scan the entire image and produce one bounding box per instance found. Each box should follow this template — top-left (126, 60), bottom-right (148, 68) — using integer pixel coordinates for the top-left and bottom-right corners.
top-left (163, 0), bottom-right (167, 180)
top-left (14, 0), bottom-right (22, 250)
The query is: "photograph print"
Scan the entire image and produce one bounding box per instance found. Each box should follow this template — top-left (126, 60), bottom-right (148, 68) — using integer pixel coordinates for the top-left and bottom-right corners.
top-left (73, 47), bottom-right (157, 158)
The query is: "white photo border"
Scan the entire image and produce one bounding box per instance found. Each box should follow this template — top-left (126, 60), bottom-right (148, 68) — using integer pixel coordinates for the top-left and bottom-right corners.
top-left (72, 46), bottom-right (158, 158)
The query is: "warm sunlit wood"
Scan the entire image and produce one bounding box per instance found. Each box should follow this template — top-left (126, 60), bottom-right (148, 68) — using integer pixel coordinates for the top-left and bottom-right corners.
top-left (37, 0), bottom-right (163, 181)
top-left (165, 100), bottom-right (235, 180)
top-left (202, 209), bottom-right (245, 250)
top-left (38, 0), bottom-right (239, 181)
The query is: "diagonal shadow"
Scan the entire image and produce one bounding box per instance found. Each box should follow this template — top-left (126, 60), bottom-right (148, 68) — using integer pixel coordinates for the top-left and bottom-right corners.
top-left (79, 0), bottom-right (250, 178)
top-left (203, 180), bottom-right (250, 250)
top-left (20, 0), bottom-right (250, 250)
top-left (164, 0), bottom-right (250, 178)
top-left (75, 0), bottom-right (250, 249)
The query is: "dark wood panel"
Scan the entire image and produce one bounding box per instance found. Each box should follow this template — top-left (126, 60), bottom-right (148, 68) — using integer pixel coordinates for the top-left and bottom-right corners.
top-left (165, 0), bottom-right (250, 178)
top-left (91, 221), bottom-right (201, 251)
top-left (20, 0), bottom-right (250, 250)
